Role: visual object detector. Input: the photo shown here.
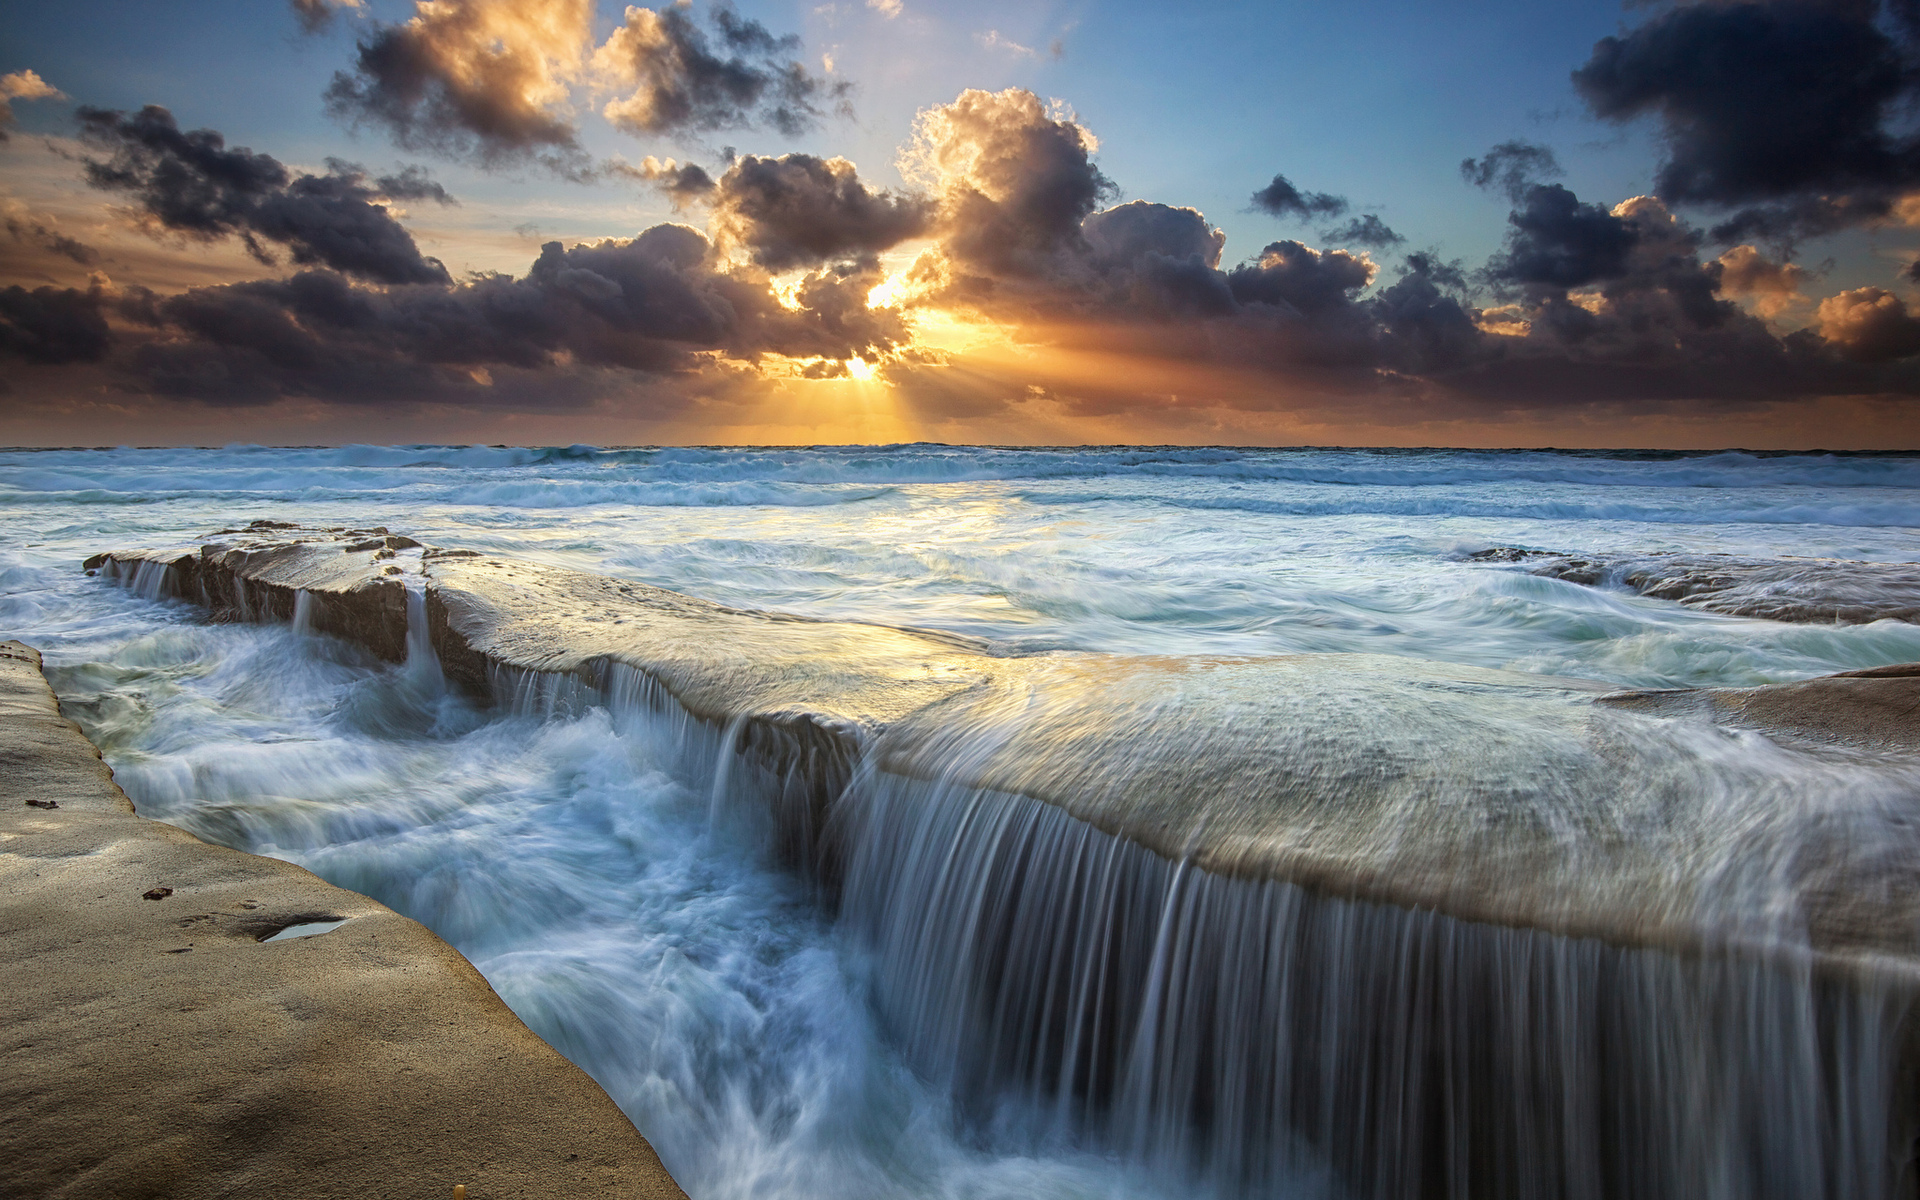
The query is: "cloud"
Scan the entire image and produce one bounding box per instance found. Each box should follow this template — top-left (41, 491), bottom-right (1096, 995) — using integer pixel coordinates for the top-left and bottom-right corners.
top-left (324, 0), bottom-right (846, 172)
top-left (0, 277), bottom-right (110, 363)
top-left (77, 106), bottom-right (452, 285)
top-left (290, 0), bottom-right (364, 35)
top-left (1459, 140), bottom-right (1561, 203)
top-left (875, 89), bottom-right (1904, 419)
top-left (617, 155), bottom-right (719, 209)
top-left (4, 198), bottom-right (100, 267)
top-left (1082, 200), bottom-right (1224, 269)
top-left (903, 88), bottom-right (1113, 282)
top-left (708, 153), bottom-right (931, 268)
top-left (1483, 184), bottom-right (1637, 289)
top-left (1227, 240), bottom-right (1375, 313)
top-left (1573, 0), bottom-right (1920, 241)
top-left (1716, 244), bottom-right (1807, 318)
top-left (0, 71), bottom-right (60, 102)
top-left (325, 0), bottom-right (593, 173)
top-left (1705, 193), bottom-right (1898, 245)
top-left (1370, 254), bottom-right (1482, 371)
top-left (54, 222), bottom-right (910, 403)
top-left (1592, 194), bottom-right (1731, 330)
top-left (1249, 173), bottom-right (1347, 221)
top-left (1081, 200), bottom-right (1233, 315)
top-left (868, 0), bottom-right (903, 17)
top-left (1474, 188), bottom-right (1736, 346)
top-left (21, 81), bottom-right (1920, 431)
top-left (592, 4), bottom-right (851, 140)
top-left (1816, 286), bottom-right (1920, 361)
top-left (1418, 191), bottom-right (1834, 406)
top-left (1, 70), bottom-right (65, 141)
top-left (1320, 213), bottom-right (1404, 248)
top-left (977, 31), bottom-right (1038, 58)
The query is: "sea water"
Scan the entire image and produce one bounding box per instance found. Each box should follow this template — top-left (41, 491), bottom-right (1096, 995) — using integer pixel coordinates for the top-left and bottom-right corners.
top-left (3, 444), bottom-right (1918, 1198)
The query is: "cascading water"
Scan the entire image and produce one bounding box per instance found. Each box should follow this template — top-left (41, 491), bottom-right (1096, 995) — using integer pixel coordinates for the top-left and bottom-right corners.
top-left (10, 444), bottom-right (1920, 1199)
top-left (832, 770), bottom-right (1911, 1200)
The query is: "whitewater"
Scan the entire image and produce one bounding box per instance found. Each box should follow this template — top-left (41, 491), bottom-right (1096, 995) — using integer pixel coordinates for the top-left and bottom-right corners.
top-left (4, 443), bottom-right (1919, 1199)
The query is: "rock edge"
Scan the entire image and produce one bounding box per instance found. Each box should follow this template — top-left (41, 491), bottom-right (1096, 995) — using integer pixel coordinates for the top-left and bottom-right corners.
top-left (0, 639), bottom-right (688, 1200)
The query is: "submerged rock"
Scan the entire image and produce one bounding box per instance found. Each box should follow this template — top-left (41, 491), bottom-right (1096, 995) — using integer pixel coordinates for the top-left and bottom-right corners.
top-left (1470, 547), bottom-right (1920, 624)
top-left (1600, 661), bottom-right (1920, 753)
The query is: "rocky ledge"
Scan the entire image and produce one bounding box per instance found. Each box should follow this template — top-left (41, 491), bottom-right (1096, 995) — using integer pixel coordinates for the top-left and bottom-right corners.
top-left (0, 639), bottom-right (686, 1200)
top-left (1469, 547), bottom-right (1920, 624)
top-left (87, 524), bottom-right (1920, 976)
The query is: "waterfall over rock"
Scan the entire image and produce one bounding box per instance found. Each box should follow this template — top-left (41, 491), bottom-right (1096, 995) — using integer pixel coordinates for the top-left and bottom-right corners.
top-left (89, 525), bottom-right (1920, 1199)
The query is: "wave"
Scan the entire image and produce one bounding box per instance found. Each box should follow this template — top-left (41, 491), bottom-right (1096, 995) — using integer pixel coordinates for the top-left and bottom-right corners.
top-left (0, 477), bottom-right (897, 510)
top-left (1012, 488), bottom-right (1920, 528)
top-left (5, 444), bottom-right (1920, 494)
top-left (438, 480), bottom-right (898, 508)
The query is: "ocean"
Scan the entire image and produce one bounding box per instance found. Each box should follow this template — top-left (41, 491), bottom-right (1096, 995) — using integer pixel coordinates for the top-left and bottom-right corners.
top-left (4, 443), bottom-right (1918, 1198)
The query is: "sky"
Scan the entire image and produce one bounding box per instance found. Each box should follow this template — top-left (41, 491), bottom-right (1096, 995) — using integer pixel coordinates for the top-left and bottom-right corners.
top-left (4, 0), bottom-right (1920, 447)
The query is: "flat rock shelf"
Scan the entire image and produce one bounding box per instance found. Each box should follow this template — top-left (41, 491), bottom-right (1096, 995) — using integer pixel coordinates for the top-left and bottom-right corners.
top-left (1468, 548), bottom-right (1920, 625)
top-left (84, 524), bottom-right (1920, 1200)
top-left (0, 639), bottom-right (688, 1200)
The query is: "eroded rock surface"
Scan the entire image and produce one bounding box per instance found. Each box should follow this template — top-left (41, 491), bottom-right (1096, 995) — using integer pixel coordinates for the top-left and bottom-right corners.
top-left (0, 639), bottom-right (686, 1200)
top-left (89, 527), bottom-right (1920, 973)
top-left (83, 526), bottom-right (1920, 1199)
top-left (1470, 547), bottom-right (1920, 624)
top-left (1599, 662), bottom-right (1920, 753)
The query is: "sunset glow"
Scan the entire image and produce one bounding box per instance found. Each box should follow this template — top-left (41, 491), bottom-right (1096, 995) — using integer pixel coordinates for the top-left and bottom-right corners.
top-left (2, 0), bottom-right (1918, 447)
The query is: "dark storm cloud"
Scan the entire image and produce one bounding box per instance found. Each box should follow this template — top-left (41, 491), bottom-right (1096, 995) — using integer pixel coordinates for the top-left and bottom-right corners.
top-left (1249, 174), bottom-right (1348, 221)
top-left (92, 224), bottom-right (908, 405)
top-left (24, 79), bottom-right (1920, 424)
top-left (710, 154), bottom-right (932, 269)
top-left (888, 89), bottom-right (1886, 412)
top-left (77, 106), bottom-right (452, 285)
top-left (0, 282), bottom-right (110, 363)
top-left (1418, 192), bottom-right (1837, 408)
top-left (1572, 0), bottom-right (1920, 240)
top-left (1470, 186), bottom-right (1739, 352)
top-left (1216, 239), bottom-right (1384, 366)
top-left (1459, 141), bottom-right (1562, 203)
top-left (1083, 201), bottom-right (1224, 266)
top-left (1483, 184), bottom-right (1637, 289)
top-left (1226, 241), bottom-right (1375, 314)
top-left (1081, 200), bottom-right (1234, 314)
top-left (595, 5), bottom-right (851, 140)
top-left (1610, 196), bottom-right (1732, 331)
top-left (1369, 255), bottom-right (1481, 372)
top-left (1703, 194), bottom-right (1897, 246)
top-left (1320, 214), bottom-right (1404, 248)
